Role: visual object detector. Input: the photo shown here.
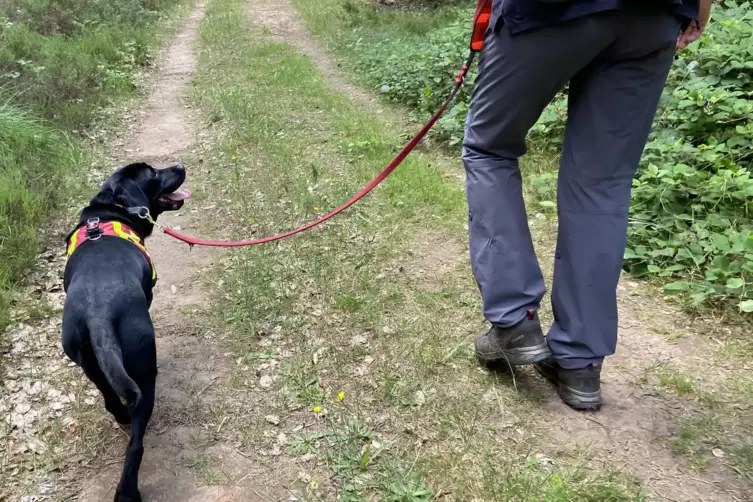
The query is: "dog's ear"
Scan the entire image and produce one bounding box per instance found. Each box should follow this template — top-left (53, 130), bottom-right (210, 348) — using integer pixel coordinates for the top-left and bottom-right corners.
top-left (111, 178), bottom-right (150, 210)
top-left (91, 163), bottom-right (154, 209)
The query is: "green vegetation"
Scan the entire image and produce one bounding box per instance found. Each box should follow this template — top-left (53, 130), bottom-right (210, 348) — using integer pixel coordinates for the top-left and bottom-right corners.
top-left (0, 0), bottom-right (185, 330)
top-left (295, 0), bottom-right (753, 314)
top-left (0, 106), bottom-right (79, 328)
top-left (626, 4), bottom-right (753, 312)
top-left (1, 0), bottom-right (184, 127)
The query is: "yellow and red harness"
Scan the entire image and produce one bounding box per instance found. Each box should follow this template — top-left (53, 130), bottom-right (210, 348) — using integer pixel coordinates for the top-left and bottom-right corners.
top-left (66, 218), bottom-right (157, 282)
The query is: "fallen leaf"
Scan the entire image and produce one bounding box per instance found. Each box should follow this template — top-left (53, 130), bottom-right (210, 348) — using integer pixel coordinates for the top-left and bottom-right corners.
top-left (265, 415), bottom-right (280, 426)
top-left (259, 375), bottom-right (273, 389)
top-left (414, 390), bottom-right (426, 407)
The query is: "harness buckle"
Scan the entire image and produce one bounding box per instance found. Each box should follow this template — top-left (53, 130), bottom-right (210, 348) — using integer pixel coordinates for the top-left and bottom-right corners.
top-left (85, 217), bottom-right (102, 241)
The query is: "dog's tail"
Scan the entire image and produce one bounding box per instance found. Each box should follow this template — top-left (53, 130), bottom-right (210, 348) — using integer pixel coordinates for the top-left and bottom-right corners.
top-left (87, 319), bottom-right (142, 408)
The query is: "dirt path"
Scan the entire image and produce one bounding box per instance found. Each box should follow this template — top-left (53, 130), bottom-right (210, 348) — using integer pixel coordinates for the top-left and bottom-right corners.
top-left (76, 4), bottom-right (279, 501)
top-left (246, 0), bottom-right (375, 108)
top-left (243, 2), bottom-right (752, 501)
top-left (3, 0), bottom-right (747, 500)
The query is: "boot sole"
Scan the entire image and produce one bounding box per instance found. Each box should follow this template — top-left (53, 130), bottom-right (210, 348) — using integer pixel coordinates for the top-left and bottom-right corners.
top-left (476, 343), bottom-right (552, 366)
top-left (559, 388), bottom-right (602, 411)
top-left (535, 363), bottom-right (602, 411)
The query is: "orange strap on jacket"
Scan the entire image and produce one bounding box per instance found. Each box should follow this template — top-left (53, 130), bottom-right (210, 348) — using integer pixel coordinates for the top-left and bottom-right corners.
top-left (471, 0), bottom-right (493, 52)
top-left (67, 219), bottom-right (157, 282)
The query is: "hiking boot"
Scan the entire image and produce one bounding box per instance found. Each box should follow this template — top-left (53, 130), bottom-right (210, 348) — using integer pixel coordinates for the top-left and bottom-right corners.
top-left (535, 358), bottom-right (602, 411)
top-left (474, 310), bottom-right (551, 366)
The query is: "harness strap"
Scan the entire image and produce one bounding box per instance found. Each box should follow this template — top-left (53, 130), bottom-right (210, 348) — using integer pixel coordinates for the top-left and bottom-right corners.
top-left (67, 219), bottom-right (157, 282)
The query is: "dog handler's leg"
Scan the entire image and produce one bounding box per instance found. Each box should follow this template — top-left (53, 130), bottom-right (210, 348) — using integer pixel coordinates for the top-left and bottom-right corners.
top-left (463, 15), bottom-right (616, 363)
top-left (546, 12), bottom-right (681, 371)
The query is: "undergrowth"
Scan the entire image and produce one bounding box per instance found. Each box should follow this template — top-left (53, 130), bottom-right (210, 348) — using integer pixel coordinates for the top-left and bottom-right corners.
top-left (0, 104), bottom-right (80, 330)
top-left (0, 0), bottom-right (186, 331)
top-left (0, 0), bottom-right (185, 129)
top-left (296, 0), bottom-right (753, 314)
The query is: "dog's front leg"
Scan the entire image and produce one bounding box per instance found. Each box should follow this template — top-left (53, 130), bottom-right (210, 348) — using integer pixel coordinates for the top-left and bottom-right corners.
top-left (114, 386), bottom-right (155, 502)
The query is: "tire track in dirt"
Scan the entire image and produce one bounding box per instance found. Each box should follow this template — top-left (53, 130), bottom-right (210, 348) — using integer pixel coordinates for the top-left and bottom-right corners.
top-left (246, 0), bottom-right (374, 108)
top-left (244, 0), bottom-right (466, 184)
top-left (244, 1), bottom-right (751, 501)
top-left (76, 4), bottom-right (281, 500)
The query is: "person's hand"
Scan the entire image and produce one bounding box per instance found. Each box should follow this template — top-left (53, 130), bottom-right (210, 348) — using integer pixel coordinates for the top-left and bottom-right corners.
top-left (676, 20), bottom-right (703, 50)
top-left (676, 0), bottom-right (712, 50)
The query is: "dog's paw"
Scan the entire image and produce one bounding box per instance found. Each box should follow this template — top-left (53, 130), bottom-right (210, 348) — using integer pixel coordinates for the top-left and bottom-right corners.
top-left (114, 490), bottom-right (141, 502)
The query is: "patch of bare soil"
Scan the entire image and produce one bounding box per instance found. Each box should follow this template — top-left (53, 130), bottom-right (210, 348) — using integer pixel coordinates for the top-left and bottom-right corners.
top-left (401, 233), bottom-right (467, 293)
top-left (527, 220), bottom-right (753, 502)
top-left (402, 227), bottom-right (753, 501)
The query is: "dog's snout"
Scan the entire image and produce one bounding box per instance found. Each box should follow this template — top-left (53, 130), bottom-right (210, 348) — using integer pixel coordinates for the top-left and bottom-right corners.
top-left (175, 162), bottom-right (185, 172)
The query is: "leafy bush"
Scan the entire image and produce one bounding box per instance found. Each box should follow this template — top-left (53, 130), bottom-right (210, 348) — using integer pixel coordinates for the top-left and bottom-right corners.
top-left (522, 2), bottom-right (753, 311)
top-left (352, 8), bottom-right (475, 144)
top-left (350, 1), bottom-right (753, 312)
top-left (625, 2), bottom-right (753, 311)
top-left (519, 3), bottom-right (753, 311)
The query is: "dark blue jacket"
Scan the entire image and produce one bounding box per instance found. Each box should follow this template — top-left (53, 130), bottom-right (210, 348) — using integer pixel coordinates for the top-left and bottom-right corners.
top-left (492, 0), bottom-right (699, 34)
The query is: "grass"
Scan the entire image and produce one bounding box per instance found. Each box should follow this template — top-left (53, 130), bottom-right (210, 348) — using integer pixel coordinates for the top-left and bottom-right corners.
top-left (312, 0), bottom-right (462, 41)
top-left (0, 104), bottom-right (81, 330)
top-left (0, 0), bottom-right (188, 129)
top-left (651, 364), bottom-right (698, 397)
top-left (642, 362), bottom-right (753, 479)
top-left (0, 0), bottom-right (188, 333)
top-left (291, 0), bottom-right (753, 493)
top-left (192, 0), bottom-right (645, 499)
top-left (2, 0), bottom-right (747, 499)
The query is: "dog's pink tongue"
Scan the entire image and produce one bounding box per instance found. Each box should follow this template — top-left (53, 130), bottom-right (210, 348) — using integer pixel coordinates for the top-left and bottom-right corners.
top-left (163, 189), bottom-right (191, 202)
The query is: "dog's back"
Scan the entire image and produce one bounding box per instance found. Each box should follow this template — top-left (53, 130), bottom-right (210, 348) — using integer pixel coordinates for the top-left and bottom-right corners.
top-left (62, 237), bottom-right (157, 409)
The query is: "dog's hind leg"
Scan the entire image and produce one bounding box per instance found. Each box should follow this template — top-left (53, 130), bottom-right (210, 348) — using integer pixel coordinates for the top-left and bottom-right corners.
top-left (80, 346), bottom-right (131, 425)
top-left (114, 370), bottom-right (155, 502)
top-left (63, 316), bottom-right (131, 425)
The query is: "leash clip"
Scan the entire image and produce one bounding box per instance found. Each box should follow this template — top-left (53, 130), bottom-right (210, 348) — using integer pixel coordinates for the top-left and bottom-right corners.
top-left (130, 206), bottom-right (164, 231)
top-left (131, 206), bottom-right (151, 220)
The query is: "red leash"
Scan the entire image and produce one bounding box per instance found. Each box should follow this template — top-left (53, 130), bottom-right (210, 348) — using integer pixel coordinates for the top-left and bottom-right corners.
top-left (156, 51), bottom-right (477, 248)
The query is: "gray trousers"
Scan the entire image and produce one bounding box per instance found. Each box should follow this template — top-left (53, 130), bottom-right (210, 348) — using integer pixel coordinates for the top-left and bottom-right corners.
top-left (462, 9), bottom-right (681, 369)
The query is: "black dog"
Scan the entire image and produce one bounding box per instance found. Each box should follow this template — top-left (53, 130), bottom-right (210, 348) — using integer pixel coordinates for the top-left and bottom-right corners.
top-left (62, 162), bottom-right (190, 502)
